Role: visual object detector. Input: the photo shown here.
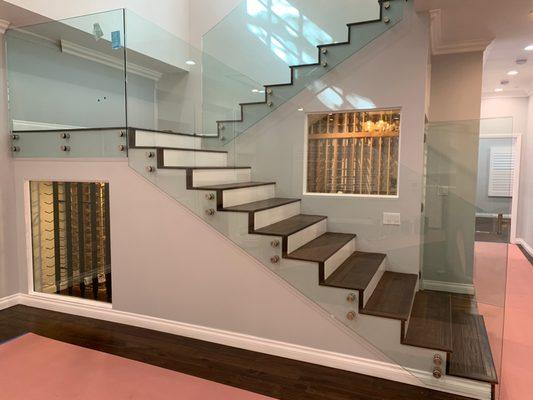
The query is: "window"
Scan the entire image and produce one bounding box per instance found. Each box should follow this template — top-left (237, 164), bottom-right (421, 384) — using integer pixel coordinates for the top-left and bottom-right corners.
top-left (30, 181), bottom-right (112, 303)
top-left (488, 146), bottom-right (514, 197)
top-left (306, 109), bottom-right (400, 195)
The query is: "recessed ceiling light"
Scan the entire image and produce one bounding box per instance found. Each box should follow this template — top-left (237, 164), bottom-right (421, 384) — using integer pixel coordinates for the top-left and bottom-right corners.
top-left (525, 45), bottom-right (533, 51)
top-left (251, 89), bottom-right (259, 93)
top-left (494, 88), bottom-right (503, 92)
top-left (297, 108), bottom-right (304, 112)
top-left (507, 70), bottom-right (519, 76)
top-left (185, 60), bottom-right (196, 65)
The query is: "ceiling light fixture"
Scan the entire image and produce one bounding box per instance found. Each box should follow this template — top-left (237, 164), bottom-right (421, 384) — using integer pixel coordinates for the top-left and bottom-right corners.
top-left (494, 88), bottom-right (503, 92)
top-left (507, 70), bottom-right (519, 76)
top-left (185, 60), bottom-right (196, 65)
top-left (297, 107), bottom-right (304, 112)
top-left (525, 45), bottom-right (533, 51)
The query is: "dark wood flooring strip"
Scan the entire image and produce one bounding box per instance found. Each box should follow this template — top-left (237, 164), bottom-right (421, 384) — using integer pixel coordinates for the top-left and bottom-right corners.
top-left (285, 233), bottom-right (356, 263)
top-left (0, 305), bottom-right (474, 400)
top-left (361, 272), bottom-right (417, 321)
top-left (323, 252), bottom-right (385, 291)
top-left (403, 291), bottom-right (453, 352)
top-left (253, 215), bottom-right (327, 237)
top-left (517, 244), bottom-right (533, 266)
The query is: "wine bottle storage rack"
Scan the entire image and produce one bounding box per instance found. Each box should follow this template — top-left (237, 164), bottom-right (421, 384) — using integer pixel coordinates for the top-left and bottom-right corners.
top-left (30, 181), bottom-right (112, 303)
top-left (307, 110), bottom-right (400, 195)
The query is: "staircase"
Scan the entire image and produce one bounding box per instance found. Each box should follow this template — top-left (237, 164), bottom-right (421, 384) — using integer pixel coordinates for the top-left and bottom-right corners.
top-left (128, 128), bottom-right (498, 398)
top-left (212, 0), bottom-right (404, 138)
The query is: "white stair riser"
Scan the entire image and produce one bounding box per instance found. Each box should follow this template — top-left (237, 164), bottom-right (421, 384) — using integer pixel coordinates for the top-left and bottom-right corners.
top-left (362, 258), bottom-right (387, 307)
top-left (135, 130), bottom-right (201, 149)
top-left (287, 219), bottom-right (328, 254)
top-left (323, 239), bottom-right (356, 279)
top-left (162, 149), bottom-right (227, 168)
top-left (222, 185), bottom-right (276, 208)
top-left (254, 201), bottom-right (301, 230)
top-left (192, 169), bottom-right (251, 187)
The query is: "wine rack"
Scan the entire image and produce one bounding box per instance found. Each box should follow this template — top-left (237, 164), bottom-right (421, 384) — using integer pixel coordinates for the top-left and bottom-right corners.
top-left (307, 109), bottom-right (400, 195)
top-left (30, 181), bottom-right (112, 303)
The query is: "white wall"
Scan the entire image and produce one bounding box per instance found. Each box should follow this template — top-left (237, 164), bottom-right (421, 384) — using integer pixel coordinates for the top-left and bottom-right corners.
top-left (0, 32), bottom-right (18, 298)
top-left (5, 0), bottom-right (189, 42)
top-left (13, 159), bottom-right (388, 363)
top-left (481, 97), bottom-right (528, 134)
top-left (429, 51), bottom-right (483, 122)
top-left (518, 97), bottom-right (533, 250)
top-left (230, 3), bottom-right (430, 274)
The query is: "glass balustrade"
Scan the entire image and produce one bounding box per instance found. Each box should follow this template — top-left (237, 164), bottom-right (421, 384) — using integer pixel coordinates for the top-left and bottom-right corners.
top-left (5, 3), bottom-right (510, 397)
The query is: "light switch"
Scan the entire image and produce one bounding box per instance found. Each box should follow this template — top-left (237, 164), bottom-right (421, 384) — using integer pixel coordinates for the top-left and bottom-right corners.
top-left (383, 212), bottom-right (401, 226)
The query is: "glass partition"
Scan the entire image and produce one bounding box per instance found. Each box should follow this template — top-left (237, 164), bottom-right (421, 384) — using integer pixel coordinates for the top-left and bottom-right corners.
top-left (422, 118), bottom-right (513, 398)
top-left (6, 10), bottom-right (127, 131)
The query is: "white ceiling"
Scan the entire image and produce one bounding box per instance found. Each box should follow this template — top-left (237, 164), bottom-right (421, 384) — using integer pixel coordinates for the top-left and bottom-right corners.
top-left (416, 0), bottom-right (533, 98)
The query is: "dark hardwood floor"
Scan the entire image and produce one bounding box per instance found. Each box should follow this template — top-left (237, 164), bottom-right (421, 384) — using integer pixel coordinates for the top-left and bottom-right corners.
top-left (0, 305), bottom-right (476, 400)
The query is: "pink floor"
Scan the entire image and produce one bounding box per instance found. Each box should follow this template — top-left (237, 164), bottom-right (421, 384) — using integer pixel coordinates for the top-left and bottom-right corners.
top-left (0, 333), bottom-right (275, 400)
top-left (475, 243), bottom-right (533, 400)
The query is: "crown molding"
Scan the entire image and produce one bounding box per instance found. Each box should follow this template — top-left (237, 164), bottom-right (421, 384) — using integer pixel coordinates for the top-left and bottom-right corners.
top-left (61, 40), bottom-right (163, 81)
top-left (0, 19), bottom-right (11, 35)
top-left (429, 9), bottom-right (492, 56)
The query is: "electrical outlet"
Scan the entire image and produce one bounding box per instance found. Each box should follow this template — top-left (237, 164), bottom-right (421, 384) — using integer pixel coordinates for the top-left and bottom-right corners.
top-left (383, 212), bottom-right (401, 226)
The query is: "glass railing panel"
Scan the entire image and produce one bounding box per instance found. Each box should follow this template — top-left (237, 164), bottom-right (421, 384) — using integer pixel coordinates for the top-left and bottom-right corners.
top-left (11, 129), bottom-right (128, 158)
top-left (5, 10), bottom-right (127, 131)
top-left (201, 0), bottom-right (404, 136)
top-left (123, 10), bottom-right (265, 137)
top-left (422, 118), bottom-right (513, 397)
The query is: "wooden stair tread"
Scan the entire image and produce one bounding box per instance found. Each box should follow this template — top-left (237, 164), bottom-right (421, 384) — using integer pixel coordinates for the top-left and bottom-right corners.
top-left (195, 182), bottom-right (275, 191)
top-left (403, 291), bottom-right (453, 352)
top-left (361, 272), bottom-right (417, 321)
top-left (448, 304), bottom-right (498, 383)
top-left (285, 233), bottom-right (356, 263)
top-left (222, 198), bottom-right (300, 213)
top-left (253, 215), bottom-right (327, 237)
top-left (322, 252), bottom-right (385, 291)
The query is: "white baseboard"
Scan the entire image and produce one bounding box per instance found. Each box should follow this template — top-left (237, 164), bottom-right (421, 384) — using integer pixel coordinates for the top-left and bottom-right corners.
top-left (1, 293), bottom-right (490, 399)
top-left (421, 280), bottom-right (476, 295)
top-left (515, 238), bottom-right (533, 258)
top-left (475, 212), bottom-right (511, 219)
top-left (0, 294), bottom-right (20, 311)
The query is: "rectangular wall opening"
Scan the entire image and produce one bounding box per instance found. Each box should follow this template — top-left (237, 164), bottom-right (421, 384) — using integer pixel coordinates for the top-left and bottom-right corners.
top-left (30, 181), bottom-right (112, 303)
top-left (306, 109), bottom-right (400, 195)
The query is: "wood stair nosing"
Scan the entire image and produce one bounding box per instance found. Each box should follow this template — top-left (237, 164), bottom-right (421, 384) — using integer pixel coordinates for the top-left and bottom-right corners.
top-left (285, 232), bottom-right (356, 267)
top-left (360, 271), bottom-right (418, 322)
top-left (321, 252), bottom-right (386, 308)
top-left (251, 214), bottom-right (328, 253)
top-left (220, 198), bottom-right (301, 214)
top-left (401, 291), bottom-right (453, 353)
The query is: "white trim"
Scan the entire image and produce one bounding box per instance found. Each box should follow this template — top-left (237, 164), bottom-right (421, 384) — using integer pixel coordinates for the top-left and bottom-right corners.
top-left (1, 292), bottom-right (490, 400)
top-left (60, 40), bottom-right (163, 81)
top-left (475, 212), bottom-right (511, 219)
top-left (479, 133), bottom-right (521, 139)
top-left (421, 280), bottom-right (476, 295)
top-left (515, 238), bottom-right (533, 258)
top-left (0, 19), bottom-right (10, 35)
top-left (0, 294), bottom-right (19, 310)
top-left (12, 120), bottom-right (85, 131)
top-left (429, 9), bottom-right (492, 55)
top-left (510, 135), bottom-right (522, 243)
